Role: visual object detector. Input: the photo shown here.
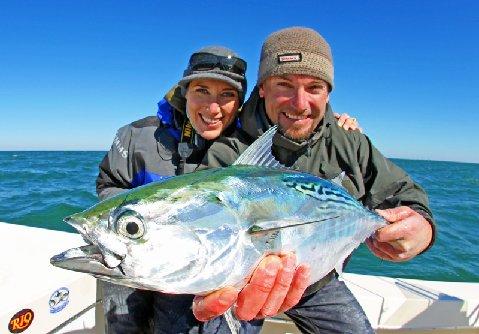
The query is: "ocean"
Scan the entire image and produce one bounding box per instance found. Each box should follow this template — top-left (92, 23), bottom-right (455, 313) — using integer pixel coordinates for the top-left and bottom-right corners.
top-left (0, 151), bottom-right (477, 283)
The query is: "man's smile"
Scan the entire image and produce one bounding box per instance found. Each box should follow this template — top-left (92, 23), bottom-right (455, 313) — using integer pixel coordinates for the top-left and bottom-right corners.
top-left (283, 111), bottom-right (310, 120)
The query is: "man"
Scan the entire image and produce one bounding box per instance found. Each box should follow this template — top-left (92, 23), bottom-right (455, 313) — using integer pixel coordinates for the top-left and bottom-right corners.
top-left (194, 27), bottom-right (435, 333)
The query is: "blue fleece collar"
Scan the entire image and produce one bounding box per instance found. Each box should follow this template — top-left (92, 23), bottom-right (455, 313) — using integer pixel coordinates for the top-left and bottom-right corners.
top-left (157, 98), bottom-right (181, 141)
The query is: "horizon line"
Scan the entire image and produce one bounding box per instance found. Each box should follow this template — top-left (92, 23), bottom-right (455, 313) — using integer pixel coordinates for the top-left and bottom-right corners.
top-left (0, 150), bottom-right (477, 165)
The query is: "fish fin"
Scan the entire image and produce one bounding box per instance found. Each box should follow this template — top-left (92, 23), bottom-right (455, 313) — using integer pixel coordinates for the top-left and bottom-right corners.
top-left (224, 307), bottom-right (240, 334)
top-left (248, 216), bottom-right (341, 234)
top-left (233, 125), bottom-right (284, 168)
top-left (331, 171), bottom-right (346, 187)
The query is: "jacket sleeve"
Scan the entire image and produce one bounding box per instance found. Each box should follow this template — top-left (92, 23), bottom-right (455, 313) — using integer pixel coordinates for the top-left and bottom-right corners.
top-left (96, 125), bottom-right (134, 200)
top-left (358, 134), bottom-right (436, 249)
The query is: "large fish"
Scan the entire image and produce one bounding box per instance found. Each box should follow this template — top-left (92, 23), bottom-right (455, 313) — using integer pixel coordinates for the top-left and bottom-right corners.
top-left (51, 126), bottom-right (386, 295)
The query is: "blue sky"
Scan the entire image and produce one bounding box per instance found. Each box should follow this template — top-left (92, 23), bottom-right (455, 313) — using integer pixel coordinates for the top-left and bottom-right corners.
top-left (1, 1), bottom-right (478, 163)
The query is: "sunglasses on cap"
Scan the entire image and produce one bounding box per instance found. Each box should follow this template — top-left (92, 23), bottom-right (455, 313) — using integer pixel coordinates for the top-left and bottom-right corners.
top-left (187, 52), bottom-right (247, 76)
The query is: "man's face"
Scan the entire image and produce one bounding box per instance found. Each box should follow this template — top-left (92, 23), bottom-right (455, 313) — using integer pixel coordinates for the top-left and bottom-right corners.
top-left (259, 74), bottom-right (330, 141)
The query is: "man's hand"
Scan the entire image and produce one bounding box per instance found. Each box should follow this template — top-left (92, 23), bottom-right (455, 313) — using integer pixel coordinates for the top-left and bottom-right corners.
top-left (366, 206), bottom-right (433, 262)
top-left (334, 113), bottom-right (363, 133)
top-left (192, 253), bottom-right (311, 321)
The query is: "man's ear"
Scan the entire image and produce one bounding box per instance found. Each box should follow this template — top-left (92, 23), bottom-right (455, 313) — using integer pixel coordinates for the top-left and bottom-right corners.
top-left (326, 93), bottom-right (329, 103)
top-left (259, 84), bottom-right (265, 98)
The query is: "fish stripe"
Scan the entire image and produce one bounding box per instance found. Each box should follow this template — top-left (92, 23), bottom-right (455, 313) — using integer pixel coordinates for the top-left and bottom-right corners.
top-left (283, 180), bottom-right (362, 210)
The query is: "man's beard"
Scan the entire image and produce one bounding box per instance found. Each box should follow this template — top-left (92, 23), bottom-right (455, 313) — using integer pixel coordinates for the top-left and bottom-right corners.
top-left (278, 123), bottom-right (315, 142)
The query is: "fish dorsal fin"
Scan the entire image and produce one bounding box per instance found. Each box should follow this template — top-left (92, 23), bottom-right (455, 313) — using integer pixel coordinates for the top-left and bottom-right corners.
top-left (233, 125), bottom-right (284, 168)
top-left (331, 171), bottom-right (346, 187)
top-left (248, 216), bottom-right (341, 234)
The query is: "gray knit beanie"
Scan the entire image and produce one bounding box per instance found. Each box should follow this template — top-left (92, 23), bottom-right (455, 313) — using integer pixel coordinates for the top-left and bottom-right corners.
top-left (257, 27), bottom-right (334, 90)
top-left (178, 46), bottom-right (247, 103)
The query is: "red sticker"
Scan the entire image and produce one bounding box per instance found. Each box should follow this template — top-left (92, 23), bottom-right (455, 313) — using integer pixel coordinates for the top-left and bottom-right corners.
top-left (8, 309), bottom-right (34, 333)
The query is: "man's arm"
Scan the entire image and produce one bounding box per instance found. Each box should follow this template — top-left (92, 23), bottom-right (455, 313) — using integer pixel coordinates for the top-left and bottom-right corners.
top-left (96, 126), bottom-right (134, 200)
top-left (358, 135), bottom-right (435, 261)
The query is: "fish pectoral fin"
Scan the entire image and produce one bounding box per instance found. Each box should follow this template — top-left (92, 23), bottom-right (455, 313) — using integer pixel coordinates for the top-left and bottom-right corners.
top-left (248, 216), bottom-right (341, 234)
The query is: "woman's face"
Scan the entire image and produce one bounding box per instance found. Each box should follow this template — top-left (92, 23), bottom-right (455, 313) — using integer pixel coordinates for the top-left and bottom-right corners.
top-left (185, 79), bottom-right (240, 140)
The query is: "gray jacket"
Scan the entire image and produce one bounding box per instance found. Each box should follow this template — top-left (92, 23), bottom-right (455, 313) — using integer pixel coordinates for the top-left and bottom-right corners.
top-left (96, 87), bottom-right (212, 200)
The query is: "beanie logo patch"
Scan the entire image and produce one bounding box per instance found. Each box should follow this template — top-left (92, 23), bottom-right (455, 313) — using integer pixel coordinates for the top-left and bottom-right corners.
top-left (277, 53), bottom-right (302, 63)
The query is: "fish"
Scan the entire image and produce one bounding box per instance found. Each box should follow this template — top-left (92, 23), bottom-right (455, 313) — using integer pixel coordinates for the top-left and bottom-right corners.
top-left (51, 126), bottom-right (386, 295)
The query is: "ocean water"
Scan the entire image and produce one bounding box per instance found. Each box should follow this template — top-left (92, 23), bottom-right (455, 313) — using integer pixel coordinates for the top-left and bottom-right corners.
top-left (0, 151), bottom-right (478, 282)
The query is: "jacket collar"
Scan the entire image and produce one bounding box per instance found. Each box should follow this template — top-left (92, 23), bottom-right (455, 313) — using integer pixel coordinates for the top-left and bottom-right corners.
top-left (157, 86), bottom-right (185, 127)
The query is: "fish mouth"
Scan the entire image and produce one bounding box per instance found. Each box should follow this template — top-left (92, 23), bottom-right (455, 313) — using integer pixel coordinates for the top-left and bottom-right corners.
top-left (55, 214), bottom-right (128, 278)
top-left (50, 244), bottom-right (125, 278)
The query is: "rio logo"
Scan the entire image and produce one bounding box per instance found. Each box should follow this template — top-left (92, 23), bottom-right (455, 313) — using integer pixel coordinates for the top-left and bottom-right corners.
top-left (8, 309), bottom-right (34, 333)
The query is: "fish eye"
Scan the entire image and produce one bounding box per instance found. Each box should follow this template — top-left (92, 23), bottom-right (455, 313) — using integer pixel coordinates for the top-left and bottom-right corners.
top-left (115, 211), bottom-right (145, 239)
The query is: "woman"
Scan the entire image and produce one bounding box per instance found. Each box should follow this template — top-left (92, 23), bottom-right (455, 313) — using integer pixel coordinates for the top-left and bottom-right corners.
top-left (97, 46), bottom-right (248, 200)
top-left (97, 46), bottom-right (360, 333)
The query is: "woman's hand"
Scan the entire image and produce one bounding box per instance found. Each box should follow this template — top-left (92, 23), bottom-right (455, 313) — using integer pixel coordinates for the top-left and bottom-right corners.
top-left (334, 113), bottom-right (362, 133)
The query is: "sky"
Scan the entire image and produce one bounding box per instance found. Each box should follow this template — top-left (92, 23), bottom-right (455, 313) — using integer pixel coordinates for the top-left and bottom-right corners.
top-left (1, 1), bottom-right (478, 163)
